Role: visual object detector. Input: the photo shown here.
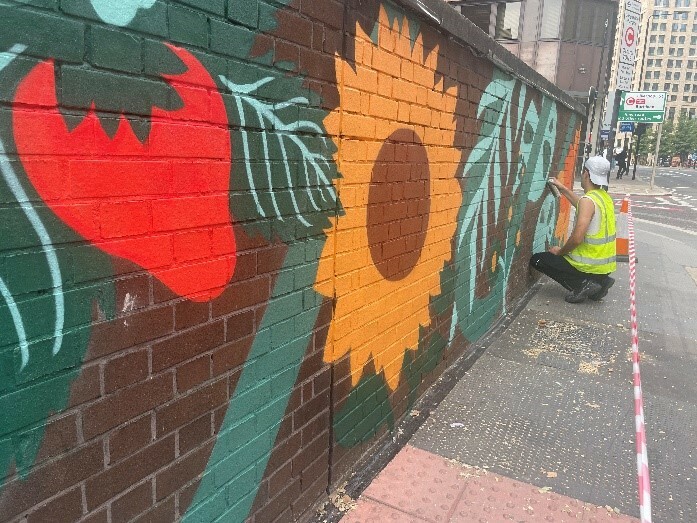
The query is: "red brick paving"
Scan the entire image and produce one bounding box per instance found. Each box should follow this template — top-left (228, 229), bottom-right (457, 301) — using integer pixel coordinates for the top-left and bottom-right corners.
top-left (341, 445), bottom-right (639, 523)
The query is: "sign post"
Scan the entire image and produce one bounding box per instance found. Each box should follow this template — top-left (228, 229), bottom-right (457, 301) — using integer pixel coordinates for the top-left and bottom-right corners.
top-left (606, 0), bottom-right (641, 163)
top-left (617, 91), bottom-right (666, 189)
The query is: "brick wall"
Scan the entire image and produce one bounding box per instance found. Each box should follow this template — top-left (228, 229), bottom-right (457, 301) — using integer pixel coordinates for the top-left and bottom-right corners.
top-left (0, 0), bottom-right (583, 521)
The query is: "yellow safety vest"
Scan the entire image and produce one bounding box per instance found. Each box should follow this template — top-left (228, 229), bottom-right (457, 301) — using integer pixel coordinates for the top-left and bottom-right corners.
top-left (565, 189), bottom-right (617, 274)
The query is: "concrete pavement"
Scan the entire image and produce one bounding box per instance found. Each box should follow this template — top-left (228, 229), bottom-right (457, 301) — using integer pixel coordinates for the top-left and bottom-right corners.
top-left (316, 190), bottom-right (697, 523)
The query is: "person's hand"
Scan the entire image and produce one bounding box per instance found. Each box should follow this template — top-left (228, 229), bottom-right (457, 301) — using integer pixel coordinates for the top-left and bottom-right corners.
top-left (548, 246), bottom-right (561, 255)
top-left (547, 177), bottom-right (563, 189)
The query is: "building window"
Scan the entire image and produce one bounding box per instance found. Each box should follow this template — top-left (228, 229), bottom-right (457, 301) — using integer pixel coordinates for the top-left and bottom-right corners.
top-left (691, 48), bottom-right (696, 56)
top-left (655, 70), bottom-right (661, 78)
top-left (644, 82), bottom-right (650, 90)
top-left (667, 71), bottom-right (673, 79)
top-left (648, 71), bottom-right (654, 79)
top-left (669, 107), bottom-right (676, 118)
top-left (649, 47), bottom-right (656, 56)
top-left (653, 83), bottom-right (659, 89)
top-left (654, 0), bottom-right (668, 5)
top-left (540, 0), bottom-right (562, 38)
top-left (671, 95), bottom-right (677, 101)
top-left (675, 72), bottom-right (681, 80)
top-left (668, 59), bottom-right (674, 67)
top-left (688, 72), bottom-right (693, 80)
top-left (674, 10), bottom-right (688, 19)
top-left (677, 48), bottom-right (684, 56)
top-left (656, 59), bottom-right (663, 67)
top-left (562, 0), bottom-right (578, 39)
top-left (684, 96), bottom-right (690, 101)
top-left (494, 2), bottom-right (522, 40)
top-left (693, 96), bottom-right (697, 102)
top-left (675, 0), bottom-right (690, 6)
top-left (677, 60), bottom-right (683, 67)
top-left (659, 35), bottom-right (666, 43)
top-left (692, 36), bottom-right (697, 44)
top-left (665, 82), bottom-right (672, 90)
top-left (673, 84), bottom-right (679, 91)
top-left (686, 84), bottom-right (692, 91)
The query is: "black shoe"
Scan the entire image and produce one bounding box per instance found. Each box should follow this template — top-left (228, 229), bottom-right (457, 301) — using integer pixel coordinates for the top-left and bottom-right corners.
top-left (564, 280), bottom-right (602, 303)
top-left (589, 277), bottom-right (615, 301)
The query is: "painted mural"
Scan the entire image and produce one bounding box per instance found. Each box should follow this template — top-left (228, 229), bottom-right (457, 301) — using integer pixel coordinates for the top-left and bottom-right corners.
top-left (0, 0), bottom-right (581, 521)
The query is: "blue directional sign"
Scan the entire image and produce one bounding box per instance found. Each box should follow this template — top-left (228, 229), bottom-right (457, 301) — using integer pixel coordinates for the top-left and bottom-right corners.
top-left (619, 122), bottom-right (635, 133)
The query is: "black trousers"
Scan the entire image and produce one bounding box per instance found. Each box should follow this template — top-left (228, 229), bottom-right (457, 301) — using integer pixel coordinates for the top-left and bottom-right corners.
top-left (529, 252), bottom-right (611, 292)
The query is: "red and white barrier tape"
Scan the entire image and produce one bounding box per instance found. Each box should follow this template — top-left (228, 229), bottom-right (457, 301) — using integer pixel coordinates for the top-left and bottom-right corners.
top-left (627, 196), bottom-right (652, 523)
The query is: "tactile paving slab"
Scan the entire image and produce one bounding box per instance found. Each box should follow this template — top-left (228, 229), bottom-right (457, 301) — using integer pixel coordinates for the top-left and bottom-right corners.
top-left (343, 445), bottom-right (638, 523)
top-left (410, 354), bottom-right (640, 518)
top-left (360, 445), bottom-right (466, 522)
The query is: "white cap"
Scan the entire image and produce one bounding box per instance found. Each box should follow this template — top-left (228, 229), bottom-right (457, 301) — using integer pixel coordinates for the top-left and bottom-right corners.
top-left (584, 156), bottom-right (610, 186)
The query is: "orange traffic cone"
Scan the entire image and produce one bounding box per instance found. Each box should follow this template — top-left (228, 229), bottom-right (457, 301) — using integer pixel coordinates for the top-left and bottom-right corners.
top-left (616, 195), bottom-right (629, 262)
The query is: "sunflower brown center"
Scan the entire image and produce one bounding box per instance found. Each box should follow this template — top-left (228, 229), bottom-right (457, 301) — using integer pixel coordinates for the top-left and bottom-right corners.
top-left (367, 129), bottom-right (431, 281)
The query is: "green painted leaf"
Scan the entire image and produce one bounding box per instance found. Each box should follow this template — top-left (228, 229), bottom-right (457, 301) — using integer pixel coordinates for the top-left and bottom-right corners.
top-left (221, 74), bottom-right (341, 242)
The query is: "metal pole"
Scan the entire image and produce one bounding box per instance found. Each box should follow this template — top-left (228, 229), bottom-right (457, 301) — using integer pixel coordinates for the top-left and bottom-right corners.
top-left (608, 90), bottom-right (622, 171)
top-left (632, 132), bottom-right (641, 179)
top-left (650, 123), bottom-right (662, 191)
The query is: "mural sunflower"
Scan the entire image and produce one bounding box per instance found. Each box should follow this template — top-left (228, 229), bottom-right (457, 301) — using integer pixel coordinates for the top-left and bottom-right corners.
top-left (316, 6), bottom-right (461, 392)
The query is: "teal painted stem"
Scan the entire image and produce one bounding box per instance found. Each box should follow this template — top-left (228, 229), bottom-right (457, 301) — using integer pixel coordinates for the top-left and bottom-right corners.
top-left (183, 238), bottom-right (324, 523)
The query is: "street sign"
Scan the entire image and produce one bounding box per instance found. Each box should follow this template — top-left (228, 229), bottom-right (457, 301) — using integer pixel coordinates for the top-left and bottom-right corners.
top-left (619, 122), bottom-right (635, 132)
top-left (614, 0), bottom-right (642, 91)
top-left (618, 91), bottom-right (666, 122)
top-left (600, 130), bottom-right (610, 139)
top-left (619, 9), bottom-right (640, 66)
top-left (626, 0), bottom-right (642, 12)
top-left (616, 62), bottom-right (634, 92)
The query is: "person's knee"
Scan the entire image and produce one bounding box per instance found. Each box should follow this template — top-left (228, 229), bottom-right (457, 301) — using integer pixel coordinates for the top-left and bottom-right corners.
top-left (530, 252), bottom-right (543, 268)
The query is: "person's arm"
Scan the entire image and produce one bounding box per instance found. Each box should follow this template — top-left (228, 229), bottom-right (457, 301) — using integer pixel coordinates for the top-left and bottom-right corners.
top-left (548, 197), bottom-right (594, 256)
top-left (548, 177), bottom-right (580, 207)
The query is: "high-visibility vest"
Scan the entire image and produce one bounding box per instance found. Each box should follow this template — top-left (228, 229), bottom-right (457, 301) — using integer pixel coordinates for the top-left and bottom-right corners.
top-left (565, 189), bottom-right (617, 274)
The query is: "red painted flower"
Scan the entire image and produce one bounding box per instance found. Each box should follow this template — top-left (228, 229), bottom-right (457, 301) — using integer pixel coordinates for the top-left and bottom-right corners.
top-left (13, 44), bottom-right (235, 301)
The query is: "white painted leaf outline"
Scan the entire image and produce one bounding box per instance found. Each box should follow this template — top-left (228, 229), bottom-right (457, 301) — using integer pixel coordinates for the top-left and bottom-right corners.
top-left (0, 44), bottom-right (65, 370)
top-left (219, 75), bottom-right (338, 228)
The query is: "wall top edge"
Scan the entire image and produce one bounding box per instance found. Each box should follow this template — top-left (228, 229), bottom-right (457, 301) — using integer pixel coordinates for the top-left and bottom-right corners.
top-left (394, 0), bottom-right (588, 116)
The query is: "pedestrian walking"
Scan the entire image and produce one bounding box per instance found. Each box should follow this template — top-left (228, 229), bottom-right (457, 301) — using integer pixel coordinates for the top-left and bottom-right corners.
top-left (530, 156), bottom-right (616, 303)
top-left (614, 147), bottom-right (628, 179)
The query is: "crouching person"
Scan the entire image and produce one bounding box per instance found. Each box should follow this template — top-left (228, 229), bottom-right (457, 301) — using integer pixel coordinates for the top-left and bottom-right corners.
top-left (530, 156), bottom-right (616, 303)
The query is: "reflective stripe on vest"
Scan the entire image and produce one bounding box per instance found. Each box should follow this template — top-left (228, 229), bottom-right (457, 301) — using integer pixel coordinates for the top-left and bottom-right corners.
top-left (584, 234), bottom-right (616, 245)
top-left (567, 253), bottom-right (617, 265)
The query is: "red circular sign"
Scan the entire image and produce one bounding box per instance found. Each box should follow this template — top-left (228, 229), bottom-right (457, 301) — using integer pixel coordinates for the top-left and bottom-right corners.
top-left (625, 27), bottom-right (635, 47)
top-left (627, 97), bottom-right (635, 105)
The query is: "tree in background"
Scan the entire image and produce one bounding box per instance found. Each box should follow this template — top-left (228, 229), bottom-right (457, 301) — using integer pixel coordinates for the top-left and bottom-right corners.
top-left (637, 124), bottom-right (656, 161)
top-left (672, 114), bottom-right (697, 160)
